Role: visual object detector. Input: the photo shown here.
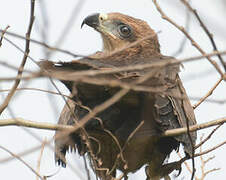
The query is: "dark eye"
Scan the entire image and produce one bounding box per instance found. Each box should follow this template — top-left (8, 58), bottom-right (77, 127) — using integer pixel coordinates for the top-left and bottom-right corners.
top-left (117, 24), bottom-right (132, 38)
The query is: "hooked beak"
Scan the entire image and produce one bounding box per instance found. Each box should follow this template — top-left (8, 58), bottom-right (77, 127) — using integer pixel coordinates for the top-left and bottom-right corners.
top-left (81, 13), bottom-right (100, 29)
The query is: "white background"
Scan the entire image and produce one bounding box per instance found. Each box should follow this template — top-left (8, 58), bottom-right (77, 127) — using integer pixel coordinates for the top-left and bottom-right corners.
top-left (0, 0), bottom-right (226, 180)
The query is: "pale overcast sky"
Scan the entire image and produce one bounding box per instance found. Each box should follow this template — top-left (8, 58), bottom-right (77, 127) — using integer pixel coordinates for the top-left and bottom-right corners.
top-left (0, 0), bottom-right (226, 180)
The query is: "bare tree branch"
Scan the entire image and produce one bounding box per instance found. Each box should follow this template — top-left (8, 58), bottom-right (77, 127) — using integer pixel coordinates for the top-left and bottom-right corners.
top-left (0, 145), bottom-right (44, 180)
top-left (0, 25), bottom-right (10, 47)
top-left (193, 77), bottom-right (223, 109)
top-left (152, 0), bottom-right (224, 77)
top-left (0, 30), bottom-right (82, 58)
top-left (36, 139), bottom-right (46, 180)
top-left (195, 124), bottom-right (223, 149)
top-left (181, 0), bottom-right (226, 72)
top-left (0, 117), bottom-right (225, 138)
top-left (0, 0), bottom-right (36, 115)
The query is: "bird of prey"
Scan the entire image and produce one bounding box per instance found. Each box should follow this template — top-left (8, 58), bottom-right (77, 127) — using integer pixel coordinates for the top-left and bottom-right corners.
top-left (40, 13), bottom-right (196, 180)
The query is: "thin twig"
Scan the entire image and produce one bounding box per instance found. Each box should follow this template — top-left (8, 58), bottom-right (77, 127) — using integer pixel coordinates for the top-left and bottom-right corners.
top-left (0, 0), bottom-right (35, 115)
top-left (195, 124), bottom-right (223, 149)
top-left (0, 145), bottom-right (44, 180)
top-left (195, 140), bottom-right (226, 157)
top-left (178, 135), bottom-right (221, 180)
top-left (36, 139), bottom-right (47, 180)
top-left (0, 30), bottom-right (82, 58)
top-left (181, 0), bottom-right (226, 72)
top-left (0, 25), bottom-right (10, 47)
top-left (0, 118), bottom-right (72, 130)
top-left (198, 136), bottom-right (220, 180)
top-left (193, 77), bottom-right (223, 109)
top-left (152, 0), bottom-right (224, 77)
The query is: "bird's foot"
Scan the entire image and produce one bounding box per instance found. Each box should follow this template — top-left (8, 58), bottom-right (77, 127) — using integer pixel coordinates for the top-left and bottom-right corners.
top-left (145, 160), bottom-right (182, 180)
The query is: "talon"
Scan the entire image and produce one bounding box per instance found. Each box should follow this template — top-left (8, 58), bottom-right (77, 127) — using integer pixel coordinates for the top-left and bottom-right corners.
top-left (172, 161), bottom-right (182, 177)
top-left (176, 163), bottom-right (181, 171)
top-left (175, 166), bottom-right (182, 177)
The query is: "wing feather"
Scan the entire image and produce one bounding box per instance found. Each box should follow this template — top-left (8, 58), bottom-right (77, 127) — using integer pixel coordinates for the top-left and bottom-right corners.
top-left (152, 56), bottom-right (196, 156)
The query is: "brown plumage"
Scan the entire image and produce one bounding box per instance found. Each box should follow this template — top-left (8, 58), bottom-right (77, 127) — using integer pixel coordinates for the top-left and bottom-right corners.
top-left (40, 13), bottom-right (196, 180)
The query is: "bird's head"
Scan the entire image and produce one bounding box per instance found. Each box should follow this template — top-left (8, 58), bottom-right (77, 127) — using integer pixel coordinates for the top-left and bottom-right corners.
top-left (81, 12), bottom-right (160, 57)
